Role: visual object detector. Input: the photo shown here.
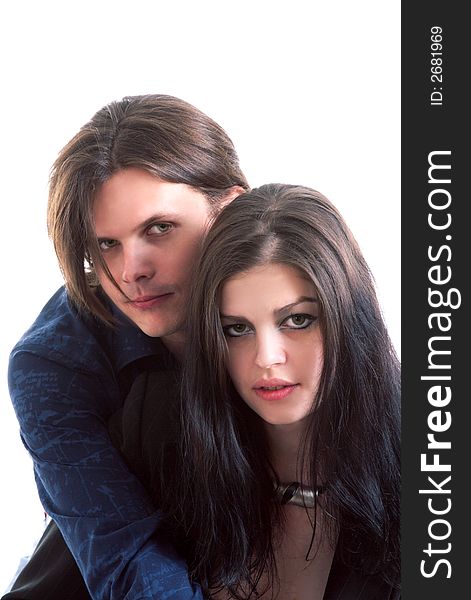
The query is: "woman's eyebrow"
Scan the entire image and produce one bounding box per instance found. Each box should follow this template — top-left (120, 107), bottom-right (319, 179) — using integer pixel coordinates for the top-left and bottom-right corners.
top-left (274, 296), bottom-right (318, 316)
top-left (219, 313), bottom-right (250, 321)
top-left (220, 297), bottom-right (318, 320)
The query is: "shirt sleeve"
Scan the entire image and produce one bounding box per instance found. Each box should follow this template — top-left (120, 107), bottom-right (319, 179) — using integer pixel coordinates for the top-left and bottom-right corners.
top-left (8, 349), bottom-right (203, 600)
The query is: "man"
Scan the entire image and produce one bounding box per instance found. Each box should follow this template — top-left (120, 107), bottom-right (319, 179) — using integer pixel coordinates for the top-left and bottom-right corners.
top-left (6, 94), bottom-right (248, 599)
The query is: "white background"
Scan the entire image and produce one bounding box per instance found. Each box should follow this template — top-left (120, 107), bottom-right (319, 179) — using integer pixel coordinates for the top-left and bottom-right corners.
top-left (0, 0), bottom-right (400, 591)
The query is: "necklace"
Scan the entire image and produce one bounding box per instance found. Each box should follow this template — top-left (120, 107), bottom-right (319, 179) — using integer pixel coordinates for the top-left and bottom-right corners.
top-left (275, 481), bottom-right (323, 508)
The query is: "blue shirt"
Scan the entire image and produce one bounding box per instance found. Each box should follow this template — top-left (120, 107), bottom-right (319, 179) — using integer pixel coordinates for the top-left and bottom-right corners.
top-left (8, 287), bottom-right (203, 600)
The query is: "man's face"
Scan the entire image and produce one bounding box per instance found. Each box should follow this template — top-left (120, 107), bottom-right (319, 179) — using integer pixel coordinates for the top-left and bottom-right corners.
top-left (93, 168), bottom-right (211, 350)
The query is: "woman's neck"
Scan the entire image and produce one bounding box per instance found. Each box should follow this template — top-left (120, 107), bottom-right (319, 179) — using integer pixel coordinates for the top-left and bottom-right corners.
top-left (264, 419), bottom-right (308, 483)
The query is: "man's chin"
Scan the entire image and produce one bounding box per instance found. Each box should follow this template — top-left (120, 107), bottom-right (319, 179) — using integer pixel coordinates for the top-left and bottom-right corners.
top-left (137, 318), bottom-right (184, 341)
top-left (137, 322), bottom-right (170, 338)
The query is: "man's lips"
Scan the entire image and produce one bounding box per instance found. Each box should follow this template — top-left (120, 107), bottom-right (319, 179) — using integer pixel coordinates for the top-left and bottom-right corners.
top-left (253, 378), bottom-right (299, 401)
top-left (127, 293), bottom-right (173, 309)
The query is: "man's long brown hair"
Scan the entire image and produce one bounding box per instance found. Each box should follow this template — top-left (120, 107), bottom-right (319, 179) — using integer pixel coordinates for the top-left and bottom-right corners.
top-left (47, 94), bottom-right (249, 323)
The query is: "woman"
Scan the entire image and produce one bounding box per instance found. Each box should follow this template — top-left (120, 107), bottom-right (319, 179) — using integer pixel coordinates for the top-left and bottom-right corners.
top-left (112, 183), bottom-right (400, 598)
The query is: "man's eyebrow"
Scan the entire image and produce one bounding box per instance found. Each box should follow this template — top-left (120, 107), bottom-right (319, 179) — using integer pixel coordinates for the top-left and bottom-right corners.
top-left (137, 214), bottom-right (177, 231)
top-left (220, 296), bottom-right (318, 320)
top-left (96, 213), bottom-right (177, 238)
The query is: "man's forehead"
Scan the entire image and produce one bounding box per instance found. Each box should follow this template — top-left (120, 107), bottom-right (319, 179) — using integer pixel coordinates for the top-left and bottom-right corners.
top-left (93, 176), bottom-right (210, 235)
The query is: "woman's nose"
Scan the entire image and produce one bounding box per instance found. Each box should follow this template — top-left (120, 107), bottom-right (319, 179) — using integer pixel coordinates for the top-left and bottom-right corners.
top-left (254, 331), bottom-right (287, 369)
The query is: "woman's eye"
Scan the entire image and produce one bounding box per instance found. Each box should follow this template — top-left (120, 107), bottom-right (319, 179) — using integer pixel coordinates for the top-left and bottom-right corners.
top-left (223, 323), bottom-right (251, 337)
top-left (98, 239), bottom-right (118, 251)
top-left (148, 223), bottom-right (173, 235)
top-left (283, 314), bottom-right (315, 329)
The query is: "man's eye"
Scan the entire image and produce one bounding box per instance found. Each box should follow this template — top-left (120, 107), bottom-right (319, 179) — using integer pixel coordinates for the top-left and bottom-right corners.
top-left (223, 323), bottom-right (251, 337)
top-left (282, 314), bottom-right (316, 329)
top-left (148, 223), bottom-right (173, 235)
top-left (98, 239), bottom-right (118, 251)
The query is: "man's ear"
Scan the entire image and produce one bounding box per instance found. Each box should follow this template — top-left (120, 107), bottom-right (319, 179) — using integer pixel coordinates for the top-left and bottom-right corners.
top-left (220, 185), bottom-right (247, 208)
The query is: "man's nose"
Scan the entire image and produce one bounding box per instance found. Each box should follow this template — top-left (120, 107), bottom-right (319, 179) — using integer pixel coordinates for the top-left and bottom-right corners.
top-left (121, 246), bottom-right (156, 283)
top-left (254, 331), bottom-right (287, 369)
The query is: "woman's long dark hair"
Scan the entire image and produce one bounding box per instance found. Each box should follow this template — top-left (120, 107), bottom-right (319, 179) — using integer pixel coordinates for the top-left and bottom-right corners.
top-left (160, 184), bottom-right (400, 596)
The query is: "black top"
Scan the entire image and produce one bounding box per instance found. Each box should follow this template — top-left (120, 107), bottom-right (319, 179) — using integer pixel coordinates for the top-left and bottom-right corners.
top-left (5, 366), bottom-right (400, 600)
top-left (109, 369), bottom-right (401, 600)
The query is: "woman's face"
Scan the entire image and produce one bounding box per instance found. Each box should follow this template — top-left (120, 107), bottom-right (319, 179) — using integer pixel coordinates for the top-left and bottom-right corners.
top-left (220, 263), bottom-right (324, 427)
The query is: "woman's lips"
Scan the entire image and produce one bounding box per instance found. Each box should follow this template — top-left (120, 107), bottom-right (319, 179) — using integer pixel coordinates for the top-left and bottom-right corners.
top-left (253, 381), bottom-right (299, 401)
